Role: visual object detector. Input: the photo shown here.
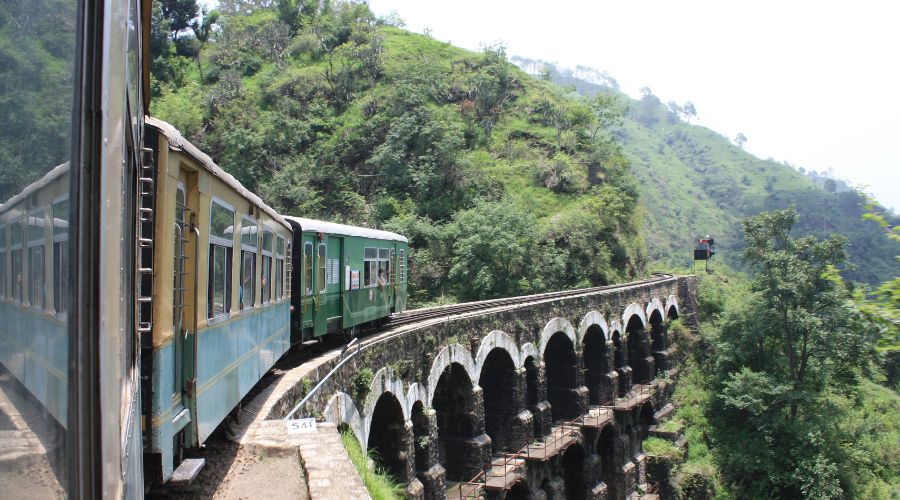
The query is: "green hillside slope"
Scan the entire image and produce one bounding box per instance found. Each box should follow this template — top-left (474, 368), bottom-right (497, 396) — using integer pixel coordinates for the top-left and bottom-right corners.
top-left (149, 3), bottom-right (646, 305)
top-left (514, 59), bottom-right (898, 284)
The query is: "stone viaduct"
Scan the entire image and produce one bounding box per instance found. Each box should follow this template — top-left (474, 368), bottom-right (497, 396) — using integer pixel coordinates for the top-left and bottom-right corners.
top-left (270, 275), bottom-right (699, 500)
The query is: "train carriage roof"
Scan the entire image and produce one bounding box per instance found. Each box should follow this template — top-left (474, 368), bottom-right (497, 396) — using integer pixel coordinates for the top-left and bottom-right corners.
top-left (145, 116), bottom-right (291, 231)
top-left (0, 162), bottom-right (69, 216)
top-left (282, 216), bottom-right (408, 243)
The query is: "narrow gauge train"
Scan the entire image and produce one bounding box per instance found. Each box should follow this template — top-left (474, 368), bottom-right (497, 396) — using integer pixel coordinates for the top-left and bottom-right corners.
top-left (0, 115), bottom-right (411, 490)
top-left (285, 217), bottom-right (408, 343)
top-left (140, 117), bottom-right (295, 483)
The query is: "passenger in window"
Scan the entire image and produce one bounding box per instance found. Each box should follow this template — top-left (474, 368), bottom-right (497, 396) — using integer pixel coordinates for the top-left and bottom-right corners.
top-left (377, 271), bottom-right (386, 288)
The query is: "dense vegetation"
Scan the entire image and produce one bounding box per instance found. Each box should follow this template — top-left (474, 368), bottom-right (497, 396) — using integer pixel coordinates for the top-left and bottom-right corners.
top-left (512, 58), bottom-right (899, 286)
top-left (150, 0), bottom-right (645, 305)
top-left (665, 208), bottom-right (900, 498)
top-left (0, 0), bottom-right (77, 201)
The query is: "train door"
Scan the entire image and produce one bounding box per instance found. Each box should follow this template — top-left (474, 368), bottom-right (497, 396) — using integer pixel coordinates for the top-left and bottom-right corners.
top-left (301, 234), bottom-right (318, 336)
top-left (171, 182), bottom-right (188, 434)
top-left (176, 171), bottom-right (201, 449)
top-left (313, 237), bottom-right (327, 336)
top-left (325, 236), bottom-right (343, 329)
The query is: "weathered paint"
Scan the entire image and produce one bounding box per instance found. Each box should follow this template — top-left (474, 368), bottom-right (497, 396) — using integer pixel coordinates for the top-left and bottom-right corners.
top-left (0, 302), bottom-right (67, 424)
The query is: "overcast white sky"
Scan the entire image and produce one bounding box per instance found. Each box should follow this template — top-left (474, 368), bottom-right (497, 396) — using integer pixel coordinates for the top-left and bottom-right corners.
top-left (201, 0), bottom-right (899, 210)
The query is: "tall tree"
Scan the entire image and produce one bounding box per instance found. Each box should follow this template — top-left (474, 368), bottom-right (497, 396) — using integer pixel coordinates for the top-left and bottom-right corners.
top-left (710, 208), bottom-right (877, 498)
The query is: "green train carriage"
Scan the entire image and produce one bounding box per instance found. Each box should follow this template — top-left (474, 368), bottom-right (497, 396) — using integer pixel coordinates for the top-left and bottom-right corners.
top-left (285, 217), bottom-right (408, 342)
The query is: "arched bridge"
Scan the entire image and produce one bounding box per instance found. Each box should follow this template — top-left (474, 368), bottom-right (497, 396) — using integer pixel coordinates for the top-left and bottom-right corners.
top-left (261, 275), bottom-right (699, 500)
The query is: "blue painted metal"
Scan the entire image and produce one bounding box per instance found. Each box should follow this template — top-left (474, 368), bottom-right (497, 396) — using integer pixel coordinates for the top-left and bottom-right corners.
top-left (146, 300), bottom-right (290, 480)
top-left (0, 301), bottom-right (68, 425)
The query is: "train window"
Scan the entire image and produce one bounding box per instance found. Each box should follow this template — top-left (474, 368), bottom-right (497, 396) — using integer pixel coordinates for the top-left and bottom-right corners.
top-left (364, 247), bottom-right (377, 287)
top-left (275, 236), bottom-right (285, 300)
top-left (241, 216), bottom-right (258, 249)
top-left (0, 226), bottom-right (6, 298)
top-left (378, 248), bottom-right (390, 286)
top-left (261, 228), bottom-right (273, 304)
top-left (317, 244), bottom-right (326, 294)
top-left (304, 242), bottom-right (313, 296)
top-left (27, 210), bottom-right (46, 310)
top-left (53, 198), bottom-right (69, 316)
top-left (209, 246), bottom-right (233, 319)
top-left (239, 216), bottom-right (257, 310)
top-left (211, 201), bottom-right (235, 241)
top-left (399, 249), bottom-right (406, 284)
top-left (240, 251), bottom-right (256, 310)
top-left (209, 201), bottom-right (235, 319)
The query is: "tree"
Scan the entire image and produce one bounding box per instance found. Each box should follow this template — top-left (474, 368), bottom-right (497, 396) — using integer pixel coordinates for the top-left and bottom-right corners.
top-left (734, 132), bottom-right (747, 149)
top-left (709, 208), bottom-right (877, 497)
top-left (682, 101), bottom-right (696, 122)
top-left (160, 0), bottom-right (199, 41)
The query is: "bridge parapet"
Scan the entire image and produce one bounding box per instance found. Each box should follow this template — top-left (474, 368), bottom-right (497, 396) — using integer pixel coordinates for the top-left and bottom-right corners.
top-left (253, 275), bottom-right (697, 500)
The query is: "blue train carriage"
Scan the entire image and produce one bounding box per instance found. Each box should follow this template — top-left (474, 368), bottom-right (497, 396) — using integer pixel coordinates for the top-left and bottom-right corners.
top-left (0, 163), bottom-right (71, 426)
top-left (143, 117), bottom-right (293, 483)
top-left (284, 217), bottom-right (408, 343)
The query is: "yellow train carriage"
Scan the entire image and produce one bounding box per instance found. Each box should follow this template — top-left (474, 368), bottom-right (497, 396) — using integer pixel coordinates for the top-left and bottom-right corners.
top-left (142, 117), bottom-right (292, 483)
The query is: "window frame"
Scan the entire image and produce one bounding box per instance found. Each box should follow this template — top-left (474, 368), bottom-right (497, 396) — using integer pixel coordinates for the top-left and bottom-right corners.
top-left (0, 224), bottom-right (6, 299)
top-left (317, 243), bottom-right (327, 294)
top-left (52, 194), bottom-right (70, 317)
top-left (260, 227), bottom-right (273, 304)
top-left (274, 235), bottom-right (285, 301)
top-left (363, 247), bottom-right (377, 288)
top-left (208, 198), bottom-right (235, 321)
top-left (399, 249), bottom-right (407, 284)
top-left (26, 207), bottom-right (47, 310)
top-left (303, 242), bottom-right (313, 296)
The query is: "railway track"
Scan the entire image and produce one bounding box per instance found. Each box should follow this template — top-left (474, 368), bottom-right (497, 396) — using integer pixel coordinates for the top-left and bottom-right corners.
top-left (386, 273), bottom-right (674, 328)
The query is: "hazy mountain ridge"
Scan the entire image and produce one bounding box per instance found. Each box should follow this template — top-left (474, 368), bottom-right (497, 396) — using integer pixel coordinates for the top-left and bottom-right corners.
top-left (512, 57), bottom-right (898, 284)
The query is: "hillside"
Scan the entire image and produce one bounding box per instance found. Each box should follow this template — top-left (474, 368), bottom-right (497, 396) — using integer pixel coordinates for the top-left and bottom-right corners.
top-left (149, 3), bottom-right (645, 305)
top-left (513, 58), bottom-right (899, 284)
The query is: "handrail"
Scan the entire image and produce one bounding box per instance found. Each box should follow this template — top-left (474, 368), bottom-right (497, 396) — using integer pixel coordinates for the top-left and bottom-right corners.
top-left (283, 338), bottom-right (361, 420)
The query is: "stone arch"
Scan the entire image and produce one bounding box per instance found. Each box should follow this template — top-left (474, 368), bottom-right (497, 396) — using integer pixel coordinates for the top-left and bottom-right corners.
top-left (363, 367), bottom-right (409, 424)
top-left (626, 313), bottom-right (654, 384)
top-left (544, 331), bottom-right (582, 421)
top-left (479, 347), bottom-right (521, 452)
top-left (579, 310), bottom-right (609, 343)
top-left (405, 382), bottom-right (427, 416)
top-left (367, 391), bottom-right (410, 482)
top-left (475, 330), bottom-right (521, 372)
top-left (665, 295), bottom-right (680, 319)
top-left (609, 321), bottom-right (631, 397)
top-left (621, 303), bottom-right (646, 328)
top-left (561, 441), bottom-right (588, 500)
top-left (540, 317), bottom-right (577, 358)
top-left (410, 401), bottom-right (431, 475)
top-left (432, 361), bottom-right (489, 481)
top-left (582, 322), bottom-right (613, 405)
top-left (597, 424), bottom-right (617, 494)
top-left (427, 344), bottom-right (477, 406)
top-left (520, 342), bottom-right (538, 363)
top-left (645, 298), bottom-right (665, 324)
top-left (323, 391), bottom-right (365, 447)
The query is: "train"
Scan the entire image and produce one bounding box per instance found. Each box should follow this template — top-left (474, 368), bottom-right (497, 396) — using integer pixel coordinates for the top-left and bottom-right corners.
top-left (0, 0), bottom-right (406, 496)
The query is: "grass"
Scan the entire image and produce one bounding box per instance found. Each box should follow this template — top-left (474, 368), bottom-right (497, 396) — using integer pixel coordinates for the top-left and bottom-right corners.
top-left (340, 429), bottom-right (405, 500)
top-left (657, 418), bottom-right (684, 433)
top-left (643, 436), bottom-right (679, 458)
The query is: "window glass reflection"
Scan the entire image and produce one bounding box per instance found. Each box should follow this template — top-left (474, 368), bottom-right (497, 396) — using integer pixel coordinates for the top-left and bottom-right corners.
top-left (0, 0), bottom-right (78, 495)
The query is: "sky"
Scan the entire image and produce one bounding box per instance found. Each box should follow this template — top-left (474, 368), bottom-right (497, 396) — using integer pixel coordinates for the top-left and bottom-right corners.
top-left (364, 0), bottom-right (899, 211)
